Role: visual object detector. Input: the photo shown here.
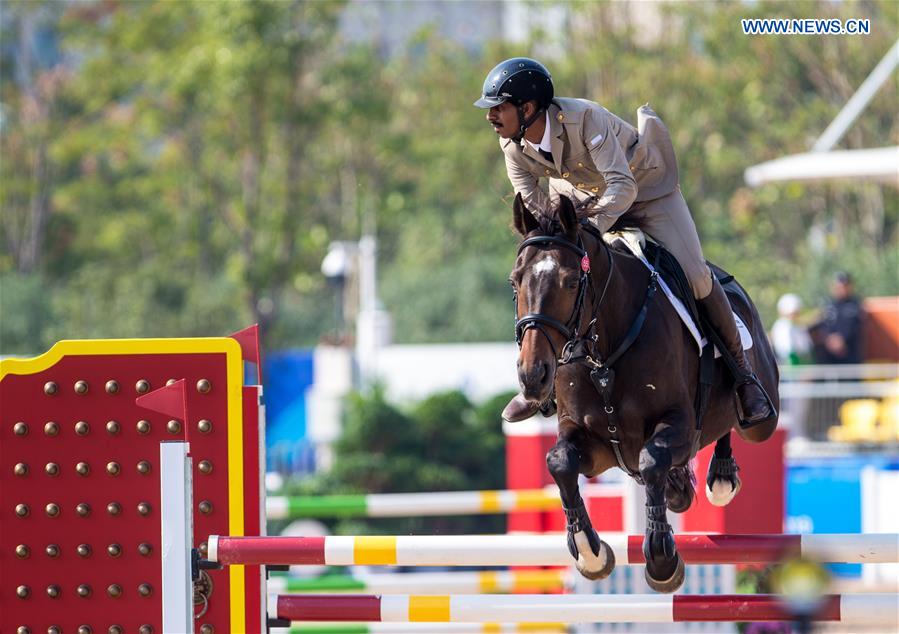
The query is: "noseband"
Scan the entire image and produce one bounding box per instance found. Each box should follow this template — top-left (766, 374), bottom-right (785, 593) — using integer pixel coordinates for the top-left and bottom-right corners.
top-left (513, 233), bottom-right (596, 360)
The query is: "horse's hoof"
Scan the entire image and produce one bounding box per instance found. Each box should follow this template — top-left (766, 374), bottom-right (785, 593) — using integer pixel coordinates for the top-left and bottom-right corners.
top-left (645, 552), bottom-right (685, 593)
top-left (574, 534), bottom-right (616, 581)
top-left (705, 473), bottom-right (742, 507)
top-left (665, 467), bottom-right (696, 513)
top-left (666, 488), bottom-right (694, 513)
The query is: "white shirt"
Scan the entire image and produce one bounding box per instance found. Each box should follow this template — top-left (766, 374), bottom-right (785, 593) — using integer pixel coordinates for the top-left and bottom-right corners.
top-left (524, 112), bottom-right (552, 154)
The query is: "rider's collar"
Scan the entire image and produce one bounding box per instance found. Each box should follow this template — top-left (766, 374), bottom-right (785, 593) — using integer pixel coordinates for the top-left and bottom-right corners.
top-left (523, 112), bottom-right (552, 152)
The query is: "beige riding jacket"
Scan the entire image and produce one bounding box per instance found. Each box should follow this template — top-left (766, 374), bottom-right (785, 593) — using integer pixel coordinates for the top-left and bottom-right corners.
top-left (500, 98), bottom-right (679, 234)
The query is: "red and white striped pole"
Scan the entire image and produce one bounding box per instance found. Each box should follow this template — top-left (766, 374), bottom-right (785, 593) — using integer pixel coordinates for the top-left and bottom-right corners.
top-left (207, 533), bottom-right (899, 567)
top-left (270, 593), bottom-right (898, 625)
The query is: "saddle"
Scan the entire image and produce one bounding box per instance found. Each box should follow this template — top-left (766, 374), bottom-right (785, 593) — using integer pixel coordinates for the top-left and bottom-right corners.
top-left (602, 228), bottom-right (753, 357)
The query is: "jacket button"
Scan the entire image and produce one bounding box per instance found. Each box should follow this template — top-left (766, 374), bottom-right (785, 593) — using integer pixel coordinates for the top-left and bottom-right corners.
top-left (562, 172), bottom-right (570, 178)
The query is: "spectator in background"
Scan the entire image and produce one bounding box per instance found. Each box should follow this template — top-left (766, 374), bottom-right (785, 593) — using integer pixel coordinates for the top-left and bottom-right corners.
top-left (810, 272), bottom-right (864, 364)
top-left (770, 293), bottom-right (811, 366)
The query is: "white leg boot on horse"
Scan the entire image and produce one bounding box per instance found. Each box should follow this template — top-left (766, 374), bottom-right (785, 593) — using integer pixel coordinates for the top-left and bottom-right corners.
top-left (546, 437), bottom-right (615, 580)
top-left (698, 278), bottom-right (776, 428)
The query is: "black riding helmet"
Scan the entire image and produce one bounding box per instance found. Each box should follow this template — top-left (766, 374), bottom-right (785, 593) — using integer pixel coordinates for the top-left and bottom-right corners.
top-left (474, 57), bottom-right (554, 142)
top-left (473, 57), bottom-right (554, 109)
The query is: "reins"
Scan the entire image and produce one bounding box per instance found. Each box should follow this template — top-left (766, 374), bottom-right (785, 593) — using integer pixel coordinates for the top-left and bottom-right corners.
top-left (514, 224), bottom-right (661, 482)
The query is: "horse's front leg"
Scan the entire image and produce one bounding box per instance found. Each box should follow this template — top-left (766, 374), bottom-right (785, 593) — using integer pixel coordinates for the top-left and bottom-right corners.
top-left (546, 432), bottom-right (615, 580)
top-left (639, 418), bottom-right (692, 593)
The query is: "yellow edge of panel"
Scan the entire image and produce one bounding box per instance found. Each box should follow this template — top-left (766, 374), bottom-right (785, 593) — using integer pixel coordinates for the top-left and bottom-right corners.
top-left (355, 536), bottom-right (397, 565)
top-left (514, 490), bottom-right (558, 511)
top-left (517, 624), bottom-right (568, 633)
top-left (225, 342), bottom-right (246, 632)
top-left (479, 490), bottom-right (501, 513)
top-left (408, 595), bottom-right (450, 622)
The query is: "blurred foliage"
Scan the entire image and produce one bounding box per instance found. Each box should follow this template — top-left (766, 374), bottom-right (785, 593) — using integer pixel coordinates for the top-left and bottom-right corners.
top-left (288, 386), bottom-right (512, 535)
top-left (1, 0), bottom-right (897, 355)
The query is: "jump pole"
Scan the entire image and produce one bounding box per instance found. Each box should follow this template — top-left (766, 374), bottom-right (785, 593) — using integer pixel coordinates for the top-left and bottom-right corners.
top-left (267, 485), bottom-right (620, 519)
top-left (270, 593), bottom-right (899, 625)
top-left (208, 533), bottom-right (899, 567)
top-left (269, 569), bottom-right (569, 594)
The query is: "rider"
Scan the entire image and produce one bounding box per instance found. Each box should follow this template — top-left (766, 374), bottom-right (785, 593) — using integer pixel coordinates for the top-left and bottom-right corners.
top-left (474, 57), bottom-right (774, 429)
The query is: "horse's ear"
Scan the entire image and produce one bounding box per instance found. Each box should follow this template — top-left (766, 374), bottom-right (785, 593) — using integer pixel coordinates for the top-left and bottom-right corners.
top-left (513, 193), bottom-right (539, 236)
top-left (558, 196), bottom-right (577, 240)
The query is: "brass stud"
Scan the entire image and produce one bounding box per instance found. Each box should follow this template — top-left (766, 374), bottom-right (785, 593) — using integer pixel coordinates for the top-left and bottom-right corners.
top-left (137, 502), bottom-right (151, 516)
top-left (198, 541), bottom-right (208, 556)
top-left (557, 113), bottom-right (564, 121)
top-left (75, 421), bottom-right (90, 435)
top-left (106, 462), bottom-right (120, 476)
top-left (577, 162), bottom-right (585, 168)
top-left (45, 544), bottom-right (60, 558)
top-left (15, 503), bottom-right (29, 517)
top-left (576, 182), bottom-right (585, 188)
top-left (77, 584), bottom-right (92, 597)
top-left (14, 462), bottom-right (28, 476)
top-left (76, 503), bottom-right (91, 517)
top-left (137, 583), bottom-right (153, 597)
top-left (137, 460), bottom-right (151, 474)
top-left (197, 379), bottom-right (211, 393)
top-left (77, 544), bottom-right (92, 557)
top-left (166, 420), bottom-right (181, 434)
top-left (49, 627), bottom-right (62, 634)
top-left (198, 500), bottom-right (213, 515)
top-left (135, 379), bottom-right (150, 394)
top-left (76, 462), bottom-right (90, 476)
top-left (544, 168), bottom-right (551, 175)
top-left (17, 626), bottom-right (31, 634)
top-left (591, 186), bottom-right (600, 193)
top-left (13, 422), bottom-right (28, 436)
top-left (562, 171), bottom-right (570, 178)
top-left (165, 378), bottom-right (177, 386)
top-left (74, 380), bottom-right (89, 394)
top-left (197, 419), bottom-right (212, 434)
top-left (136, 419), bottom-right (151, 434)
top-left (107, 543), bottom-right (122, 557)
top-left (16, 544), bottom-right (30, 558)
top-left (109, 627), bottom-right (124, 634)
top-left (199, 625), bottom-right (214, 634)
top-left (45, 503), bottom-right (60, 517)
top-left (78, 627), bottom-right (93, 634)
top-left (198, 460), bottom-right (212, 474)
top-left (107, 584), bottom-right (122, 598)
top-left (138, 626), bottom-right (153, 634)
top-left (107, 502), bottom-right (121, 516)
top-left (46, 584), bottom-right (60, 598)
top-left (105, 380), bottom-right (119, 394)
top-left (45, 462), bottom-right (59, 476)
top-left (44, 421), bottom-right (59, 436)
top-left (44, 381), bottom-right (58, 395)
top-left (138, 542), bottom-right (153, 556)
top-left (16, 585), bottom-right (30, 598)
top-left (106, 420), bottom-right (120, 435)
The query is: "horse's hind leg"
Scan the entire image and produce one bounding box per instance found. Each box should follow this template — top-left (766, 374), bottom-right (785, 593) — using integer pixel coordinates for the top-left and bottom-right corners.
top-left (640, 418), bottom-right (692, 593)
top-left (706, 432), bottom-right (742, 507)
top-left (546, 434), bottom-right (615, 580)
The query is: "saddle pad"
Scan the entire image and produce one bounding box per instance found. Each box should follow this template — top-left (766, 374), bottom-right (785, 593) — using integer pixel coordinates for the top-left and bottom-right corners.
top-left (603, 229), bottom-right (753, 358)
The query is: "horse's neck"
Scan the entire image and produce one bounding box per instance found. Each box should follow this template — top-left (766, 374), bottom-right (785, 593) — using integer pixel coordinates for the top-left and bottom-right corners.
top-left (587, 233), bottom-right (650, 356)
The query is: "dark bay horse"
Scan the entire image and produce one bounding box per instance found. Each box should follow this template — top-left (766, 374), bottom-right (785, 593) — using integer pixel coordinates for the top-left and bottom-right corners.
top-left (509, 193), bottom-right (779, 592)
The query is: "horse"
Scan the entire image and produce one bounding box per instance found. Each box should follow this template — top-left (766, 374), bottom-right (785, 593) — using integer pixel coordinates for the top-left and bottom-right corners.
top-left (508, 193), bottom-right (779, 592)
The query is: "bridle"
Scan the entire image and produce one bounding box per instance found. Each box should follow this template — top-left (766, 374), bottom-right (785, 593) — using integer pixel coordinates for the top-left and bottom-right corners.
top-left (513, 229), bottom-right (611, 362)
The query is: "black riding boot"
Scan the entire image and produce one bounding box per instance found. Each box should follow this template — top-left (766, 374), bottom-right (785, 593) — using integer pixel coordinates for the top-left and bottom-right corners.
top-left (502, 393), bottom-right (557, 422)
top-left (698, 278), bottom-right (775, 428)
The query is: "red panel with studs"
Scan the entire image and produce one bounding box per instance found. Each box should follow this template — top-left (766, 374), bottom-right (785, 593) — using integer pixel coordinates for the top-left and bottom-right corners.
top-left (0, 337), bottom-right (260, 634)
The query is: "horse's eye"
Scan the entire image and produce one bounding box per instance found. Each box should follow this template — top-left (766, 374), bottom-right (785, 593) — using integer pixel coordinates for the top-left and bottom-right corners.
top-left (509, 278), bottom-right (517, 289)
